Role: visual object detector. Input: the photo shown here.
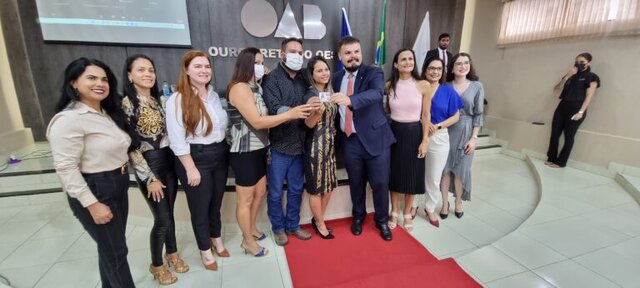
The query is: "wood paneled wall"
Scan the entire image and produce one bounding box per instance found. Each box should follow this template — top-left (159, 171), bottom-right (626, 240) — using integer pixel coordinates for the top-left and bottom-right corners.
top-left (1, 0), bottom-right (464, 140)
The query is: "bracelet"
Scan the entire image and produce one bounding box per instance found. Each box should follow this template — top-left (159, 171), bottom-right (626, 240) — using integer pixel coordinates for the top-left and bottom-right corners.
top-left (147, 177), bottom-right (159, 185)
top-left (578, 110), bottom-right (584, 114)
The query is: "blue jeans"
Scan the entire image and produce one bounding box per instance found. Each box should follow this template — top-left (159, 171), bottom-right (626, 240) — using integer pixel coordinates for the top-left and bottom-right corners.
top-left (267, 149), bottom-right (304, 233)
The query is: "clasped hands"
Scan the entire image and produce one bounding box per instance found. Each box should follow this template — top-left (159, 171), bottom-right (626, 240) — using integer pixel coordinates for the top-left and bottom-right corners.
top-left (303, 92), bottom-right (351, 116)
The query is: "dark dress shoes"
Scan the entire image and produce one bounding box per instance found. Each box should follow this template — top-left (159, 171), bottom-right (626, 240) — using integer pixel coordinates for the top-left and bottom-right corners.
top-left (351, 219), bottom-right (364, 235)
top-left (375, 223), bottom-right (393, 241)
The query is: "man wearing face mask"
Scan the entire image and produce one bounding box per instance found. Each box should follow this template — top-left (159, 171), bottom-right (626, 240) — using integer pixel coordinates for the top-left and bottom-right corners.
top-left (546, 52), bottom-right (600, 168)
top-left (331, 36), bottom-right (396, 241)
top-left (262, 38), bottom-right (313, 246)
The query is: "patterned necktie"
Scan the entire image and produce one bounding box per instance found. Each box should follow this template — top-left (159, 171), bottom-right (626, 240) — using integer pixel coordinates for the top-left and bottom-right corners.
top-left (344, 73), bottom-right (354, 136)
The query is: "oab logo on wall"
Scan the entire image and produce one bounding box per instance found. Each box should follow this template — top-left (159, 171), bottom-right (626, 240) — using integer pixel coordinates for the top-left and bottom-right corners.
top-left (241, 0), bottom-right (326, 39)
top-left (209, 0), bottom-right (333, 59)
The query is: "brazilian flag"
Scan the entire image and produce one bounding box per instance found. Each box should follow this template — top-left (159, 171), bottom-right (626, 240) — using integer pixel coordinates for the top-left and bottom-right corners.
top-left (375, 0), bottom-right (387, 66)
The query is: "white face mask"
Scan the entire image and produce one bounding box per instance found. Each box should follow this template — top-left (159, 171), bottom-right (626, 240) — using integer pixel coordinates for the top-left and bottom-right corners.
top-left (284, 53), bottom-right (303, 71)
top-left (254, 64), bottom-right (265, 81)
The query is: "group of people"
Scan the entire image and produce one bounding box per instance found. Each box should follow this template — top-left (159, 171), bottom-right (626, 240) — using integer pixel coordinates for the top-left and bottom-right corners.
top-left (47, 33), bottom-right (487, 287)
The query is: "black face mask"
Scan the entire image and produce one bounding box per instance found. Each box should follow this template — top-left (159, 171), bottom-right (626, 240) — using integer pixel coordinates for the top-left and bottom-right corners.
top-left (574, 62), bottom-right (586, 72)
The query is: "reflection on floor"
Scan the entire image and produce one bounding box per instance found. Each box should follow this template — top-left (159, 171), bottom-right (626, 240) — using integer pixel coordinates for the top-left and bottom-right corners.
top-left (1, 149), bottom-right (639, 287)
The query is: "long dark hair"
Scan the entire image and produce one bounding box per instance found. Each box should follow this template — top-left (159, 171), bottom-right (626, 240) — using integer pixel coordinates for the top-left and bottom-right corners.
top-left (227, 47), bottom-right (260, 92)
top-left (446, 52), bottom-right (479, 82)
top-left (55, 57), bottom-right (138, 151)
top-left (388, 48), bottom-right (421, 98)
top-left (421, 57), bottom-right (446, 84)
top-left (577, 52), bottom-right (593, 62)
top-left (122, 54), bottom-right (161, 110)
top-left (306, 55), bottom-right (333, 92)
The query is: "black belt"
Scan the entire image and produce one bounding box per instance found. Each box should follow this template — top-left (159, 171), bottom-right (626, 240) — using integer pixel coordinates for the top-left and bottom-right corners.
top-left (190, 142), bottom-right (227, 152)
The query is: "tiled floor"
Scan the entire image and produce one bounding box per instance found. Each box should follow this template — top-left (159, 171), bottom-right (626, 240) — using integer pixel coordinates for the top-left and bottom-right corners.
top-left (0, 151), bottom-right (639, 287)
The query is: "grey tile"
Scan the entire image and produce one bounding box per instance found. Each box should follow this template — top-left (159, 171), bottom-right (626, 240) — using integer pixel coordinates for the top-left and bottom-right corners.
top-left (534, 260), bottom-right (619, 288)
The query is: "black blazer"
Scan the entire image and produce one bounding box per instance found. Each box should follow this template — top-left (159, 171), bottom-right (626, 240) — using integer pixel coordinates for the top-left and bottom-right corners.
top-left (423, 48), bottom-right (453, 72)
top-left (331, 64), bottom-right (396, 156)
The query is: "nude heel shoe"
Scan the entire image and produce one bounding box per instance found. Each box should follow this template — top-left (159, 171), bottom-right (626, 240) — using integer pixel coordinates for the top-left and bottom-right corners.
top-left (388, 212), bottom-right (399, 229)
top-left (403, 214), bottom-right (414, 231)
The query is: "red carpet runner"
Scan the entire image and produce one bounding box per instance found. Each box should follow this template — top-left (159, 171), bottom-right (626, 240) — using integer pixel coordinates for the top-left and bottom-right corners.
top-left (283, 215), bottom-right (481, 288)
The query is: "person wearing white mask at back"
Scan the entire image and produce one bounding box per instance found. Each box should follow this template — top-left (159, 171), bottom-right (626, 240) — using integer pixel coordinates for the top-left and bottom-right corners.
top-left (226, 47), bottom-right (312, 255)
top-left (262, 38), bottom-right (316, 246)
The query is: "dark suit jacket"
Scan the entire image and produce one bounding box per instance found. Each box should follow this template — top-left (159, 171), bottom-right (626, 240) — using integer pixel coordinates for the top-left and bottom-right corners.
top-left (423, 48), bottom-right (453, 72)
top-left (332, 65), bottom-right (395, 156)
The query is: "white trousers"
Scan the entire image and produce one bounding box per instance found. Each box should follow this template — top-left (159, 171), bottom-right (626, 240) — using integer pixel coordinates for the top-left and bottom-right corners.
top-left (413, 129), bottom-right (450, 213)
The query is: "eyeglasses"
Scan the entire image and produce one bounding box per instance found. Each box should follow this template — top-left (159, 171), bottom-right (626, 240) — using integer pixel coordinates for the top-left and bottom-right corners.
top-left (426, 66), bottom-right (443, 72)
top-left (454, 61), bottom-right (470, 67)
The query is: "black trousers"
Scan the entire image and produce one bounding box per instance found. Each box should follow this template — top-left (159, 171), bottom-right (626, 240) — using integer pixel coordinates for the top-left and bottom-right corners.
top-left (175, 142), bottom-right (229, 251)
top-left (135, 147), bottom-right (179, 266)
top-left (547, 101), bottom-right (586, 167)
top-left (69, 168), bottom-right (134, 288)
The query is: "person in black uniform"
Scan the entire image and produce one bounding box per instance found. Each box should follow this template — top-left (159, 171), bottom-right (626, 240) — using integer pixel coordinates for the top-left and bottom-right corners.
top-left (546, 52), bottom-right (600, 168)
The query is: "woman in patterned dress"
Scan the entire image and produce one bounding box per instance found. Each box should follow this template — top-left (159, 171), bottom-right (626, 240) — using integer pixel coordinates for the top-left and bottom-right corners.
top-left (122, 54), bottom-right (188, 284)
top-left (303, 56), bottom-right (339, 239)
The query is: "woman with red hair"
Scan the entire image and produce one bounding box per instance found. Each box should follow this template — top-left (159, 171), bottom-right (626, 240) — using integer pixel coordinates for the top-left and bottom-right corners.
top-left (166, 50), bottom-right (229, 271)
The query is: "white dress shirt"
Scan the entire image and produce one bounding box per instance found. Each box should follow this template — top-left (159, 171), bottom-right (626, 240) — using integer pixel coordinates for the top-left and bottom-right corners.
top-left (439, 47), bottom-right (448, 68)
top-left (165, 86), bottom-right (228, 156)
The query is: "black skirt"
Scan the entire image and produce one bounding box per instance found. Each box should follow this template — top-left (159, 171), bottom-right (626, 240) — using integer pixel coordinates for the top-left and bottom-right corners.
top-left (230, 147), bottom-right (268, 186)
top-left (389, 121), bottom-right (425, 194)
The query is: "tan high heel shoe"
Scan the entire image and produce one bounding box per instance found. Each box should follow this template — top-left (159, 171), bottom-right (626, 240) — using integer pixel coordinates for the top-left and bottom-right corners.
top-left (200, 251), bottom-right (218, 271)
top-left (149, 264), bottom-right (177, 285)
top-left (165, 253), bottom-right (189, 273)
top-left (210, 239), bottom-right (230, 257)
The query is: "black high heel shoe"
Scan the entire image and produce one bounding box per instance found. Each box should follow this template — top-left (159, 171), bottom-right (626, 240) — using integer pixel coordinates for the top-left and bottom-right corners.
top-left (439, 202), bottom-right (450, 220)
top-left (311, 217), bottom-right (332, 232)
top-left (454, 202), bottom-right (464, 219)
top-left (317, 228), bottom-right (335, 239)
top-left (311, 218), bottom-right (335, 239)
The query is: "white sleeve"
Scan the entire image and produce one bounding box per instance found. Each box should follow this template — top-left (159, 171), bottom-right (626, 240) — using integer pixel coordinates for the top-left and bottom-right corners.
top-left (165, 93), bottom-right (191, 156)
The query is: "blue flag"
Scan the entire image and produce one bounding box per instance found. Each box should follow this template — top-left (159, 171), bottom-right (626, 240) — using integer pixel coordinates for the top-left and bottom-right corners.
top-left (338, 8), bottom-right (352, 71)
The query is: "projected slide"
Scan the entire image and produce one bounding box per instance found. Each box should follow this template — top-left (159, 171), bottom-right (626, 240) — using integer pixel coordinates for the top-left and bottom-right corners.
top-left (36, 0), bottom-right (191, 46)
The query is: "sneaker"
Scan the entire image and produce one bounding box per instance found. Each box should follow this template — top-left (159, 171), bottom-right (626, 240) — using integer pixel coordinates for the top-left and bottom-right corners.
top-left (286, 229), bottom-right (312, 240)
top-left (274, 232), bottom-right (289, 246)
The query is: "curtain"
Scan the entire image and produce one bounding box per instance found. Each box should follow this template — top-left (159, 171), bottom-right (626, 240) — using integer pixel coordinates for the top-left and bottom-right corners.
top-left (498, 0), bottom-right (640, 45)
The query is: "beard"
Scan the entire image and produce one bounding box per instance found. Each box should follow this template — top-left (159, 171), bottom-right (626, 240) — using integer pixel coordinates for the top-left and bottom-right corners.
top-left (344, 63), bottom-right (361, 72)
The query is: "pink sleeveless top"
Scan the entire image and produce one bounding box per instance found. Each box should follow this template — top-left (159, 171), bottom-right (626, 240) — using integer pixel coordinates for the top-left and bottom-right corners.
top-left (389, 78), bottom-right (422, 122)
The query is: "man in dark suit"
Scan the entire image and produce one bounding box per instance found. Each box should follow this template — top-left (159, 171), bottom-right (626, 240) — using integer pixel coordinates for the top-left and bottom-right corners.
top-left (330, 36), bottom-right (396, 241)
top-left (423, 33), bottom-right (453, 73)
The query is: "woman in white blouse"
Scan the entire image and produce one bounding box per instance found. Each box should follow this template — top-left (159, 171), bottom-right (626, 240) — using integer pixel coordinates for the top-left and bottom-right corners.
top-left (165, 50), bottom-right (229, 271)
top-left (47, 58), bottom-right (136, 287)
